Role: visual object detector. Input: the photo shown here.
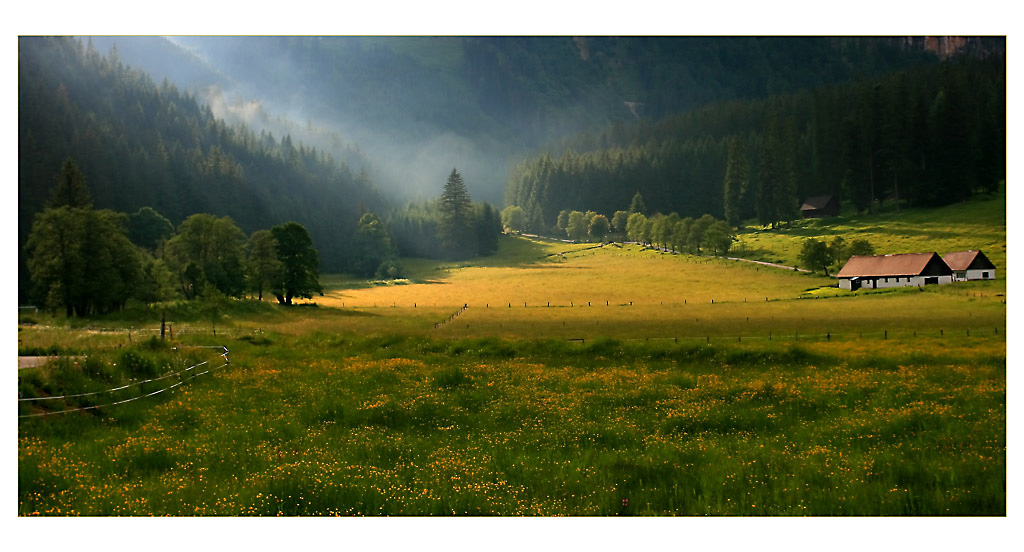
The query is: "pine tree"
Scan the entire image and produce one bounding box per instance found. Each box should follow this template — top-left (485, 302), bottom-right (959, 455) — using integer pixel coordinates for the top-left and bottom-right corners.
top-left (629, 191), bottom-right (647, 215)
top-left (47, 157), bottom-right (93, 209)
top-left (723, 136), bottom-right (748, 227)
top-left (438, 168), bottom-right (474, 259)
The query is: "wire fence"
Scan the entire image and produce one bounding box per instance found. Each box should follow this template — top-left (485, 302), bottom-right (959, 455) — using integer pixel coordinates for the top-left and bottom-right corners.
top-left (562, 327), bottom-right (1004, 345)
top-left (17, 346), bottom-right (229, 419)
top-left (434, 305), bottom-right (469, 328)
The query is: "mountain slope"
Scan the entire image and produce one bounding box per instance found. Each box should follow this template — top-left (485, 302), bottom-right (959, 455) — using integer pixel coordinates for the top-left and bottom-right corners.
top-left (18, 36), bottom-right (387, 279)
top-left (87, 36), bottom-right (1001, 203)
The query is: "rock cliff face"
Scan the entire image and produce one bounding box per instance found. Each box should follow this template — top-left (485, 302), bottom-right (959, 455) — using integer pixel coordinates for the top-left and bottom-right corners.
top-left (893, 36), bottom-right (1005, 59)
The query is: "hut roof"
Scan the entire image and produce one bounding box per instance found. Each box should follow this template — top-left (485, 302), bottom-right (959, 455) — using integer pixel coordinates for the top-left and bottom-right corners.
top-left (836, 252), bottom-right (952, 278)
top-left (800, 195), bottom-right (834, 211)
top-left (941, 250), bottom-right (996, 271)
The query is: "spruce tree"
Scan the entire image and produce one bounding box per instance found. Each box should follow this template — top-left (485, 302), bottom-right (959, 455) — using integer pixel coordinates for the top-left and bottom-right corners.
top-left (438, 168), bottom-right (474, 259)
top-left (47, 157), bottom-right (92, 209)
top-left (629, 191), bottom-right (647, 215)
top-left (723, 136), bottom-right (748, 227)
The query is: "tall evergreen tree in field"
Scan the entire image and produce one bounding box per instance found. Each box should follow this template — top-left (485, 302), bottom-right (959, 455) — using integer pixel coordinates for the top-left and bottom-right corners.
top-left (438, 168), bottom-right (474, 259)
top-left (723, 135), bottom-right (748, 227)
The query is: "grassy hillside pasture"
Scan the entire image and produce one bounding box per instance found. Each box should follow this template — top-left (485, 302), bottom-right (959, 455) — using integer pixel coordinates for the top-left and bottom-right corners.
top-left (734, 192), bottom-right (1006, 273)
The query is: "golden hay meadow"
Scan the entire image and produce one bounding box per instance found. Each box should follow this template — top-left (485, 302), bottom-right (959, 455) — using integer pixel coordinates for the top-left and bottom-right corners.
top-left (18, 234), bottom-right (1006, 516)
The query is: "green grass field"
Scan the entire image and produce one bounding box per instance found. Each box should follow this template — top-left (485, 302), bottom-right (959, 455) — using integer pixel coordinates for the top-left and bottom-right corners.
top-left (17, 197), bottom-right (1007, 516)
top-left (733, 191), bottom-right (1006, 273)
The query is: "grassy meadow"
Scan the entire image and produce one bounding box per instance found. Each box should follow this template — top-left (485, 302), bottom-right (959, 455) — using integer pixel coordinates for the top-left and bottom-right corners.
top-left (17, 199), bottom-right (1007, 516)
top-left (734, 190), bottom-right (1006, 273)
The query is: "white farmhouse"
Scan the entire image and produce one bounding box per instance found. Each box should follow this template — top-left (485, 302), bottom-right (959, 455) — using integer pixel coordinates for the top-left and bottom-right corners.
top-left (836, 252), bottom-right (954, 291)
top-left (941, 250), bottom-right (997, 281)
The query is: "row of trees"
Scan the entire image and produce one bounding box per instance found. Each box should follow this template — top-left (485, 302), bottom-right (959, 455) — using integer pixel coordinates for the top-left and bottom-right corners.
top-left (504, 191), bottom-right (736, 256)
top-left (624, 212), bottom-right (736, 256)
top-left (25, 159), bottom-right (322, 316)
top-left (505, 55), bottom-right (1005, 232)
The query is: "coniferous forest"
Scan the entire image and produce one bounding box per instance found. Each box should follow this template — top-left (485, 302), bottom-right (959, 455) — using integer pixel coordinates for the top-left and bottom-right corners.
top-left (19, 36), bottom-right (387, 279)
top-left (505, 55), bottom-right (1005, 233)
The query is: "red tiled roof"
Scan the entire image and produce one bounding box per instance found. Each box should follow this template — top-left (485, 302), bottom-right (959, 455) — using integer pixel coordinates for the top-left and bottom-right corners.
top-left (942, 250), bottom-right (995, 271)
top-left (836, 252), bottom-right (949, 278)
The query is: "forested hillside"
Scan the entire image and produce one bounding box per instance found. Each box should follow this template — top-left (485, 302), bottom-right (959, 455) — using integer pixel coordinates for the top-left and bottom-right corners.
top-left (505, 54), bottom-right (1005, 232)
top-left (110, 36), bottom-right (985, 203)
top-left (19, 37), bottom-right (387, 281)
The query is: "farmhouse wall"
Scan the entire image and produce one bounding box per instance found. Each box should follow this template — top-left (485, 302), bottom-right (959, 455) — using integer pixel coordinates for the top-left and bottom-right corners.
top-left (957, 268), bottom-right (996, 281)
top-left (839, 275), bottom-right (953, 290)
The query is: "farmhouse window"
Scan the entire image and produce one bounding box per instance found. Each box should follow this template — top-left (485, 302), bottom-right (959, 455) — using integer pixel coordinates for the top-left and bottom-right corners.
top-left (983, 272), bottom-right (990, 279)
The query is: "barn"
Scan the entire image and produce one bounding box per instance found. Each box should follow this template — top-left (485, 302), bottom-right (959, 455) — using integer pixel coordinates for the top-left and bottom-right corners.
top-left (800, 195), bottom-right (839, 218)
top-left (836, 252), bottom-right (954, 290)
top-left (942, 250), bottom-right (997, 281)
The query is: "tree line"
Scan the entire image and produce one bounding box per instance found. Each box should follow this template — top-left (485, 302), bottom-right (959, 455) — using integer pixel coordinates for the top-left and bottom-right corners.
top-left (25, 160), bottom-right (506, 317)
top-left (25, 159), bottom-right (323, 316)
top-left (502, 191), bottom-right (737, 257)
top-left (504, 55), bottom-right (1005, 232)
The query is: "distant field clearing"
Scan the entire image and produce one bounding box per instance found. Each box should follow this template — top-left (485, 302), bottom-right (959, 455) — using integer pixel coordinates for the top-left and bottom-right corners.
top-left (321, 244), bottom-right (834, 309)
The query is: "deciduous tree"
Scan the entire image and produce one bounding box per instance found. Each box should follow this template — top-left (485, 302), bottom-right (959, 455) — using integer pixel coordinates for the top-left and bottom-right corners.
top-left (501, 205), bottom-right (526, 233)
top-left (164, 214), bottom-right (247, 299)
top-left (270, 221), bottom-right (322, 305)
top-left (566, 210), bottom-right (589, 241)
top-left (626, 212), bottom-right (648, 244)
top-left (799, 238), bottom-right (833, 275)
top-left (246, 230), bottom-right (282, 301)
top-left (588, 214), bottom-right (610, 242)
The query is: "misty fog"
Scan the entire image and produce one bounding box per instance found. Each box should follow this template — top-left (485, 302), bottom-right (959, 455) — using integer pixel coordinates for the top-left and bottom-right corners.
top-left (90, 36), bottom-right (529, 205)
